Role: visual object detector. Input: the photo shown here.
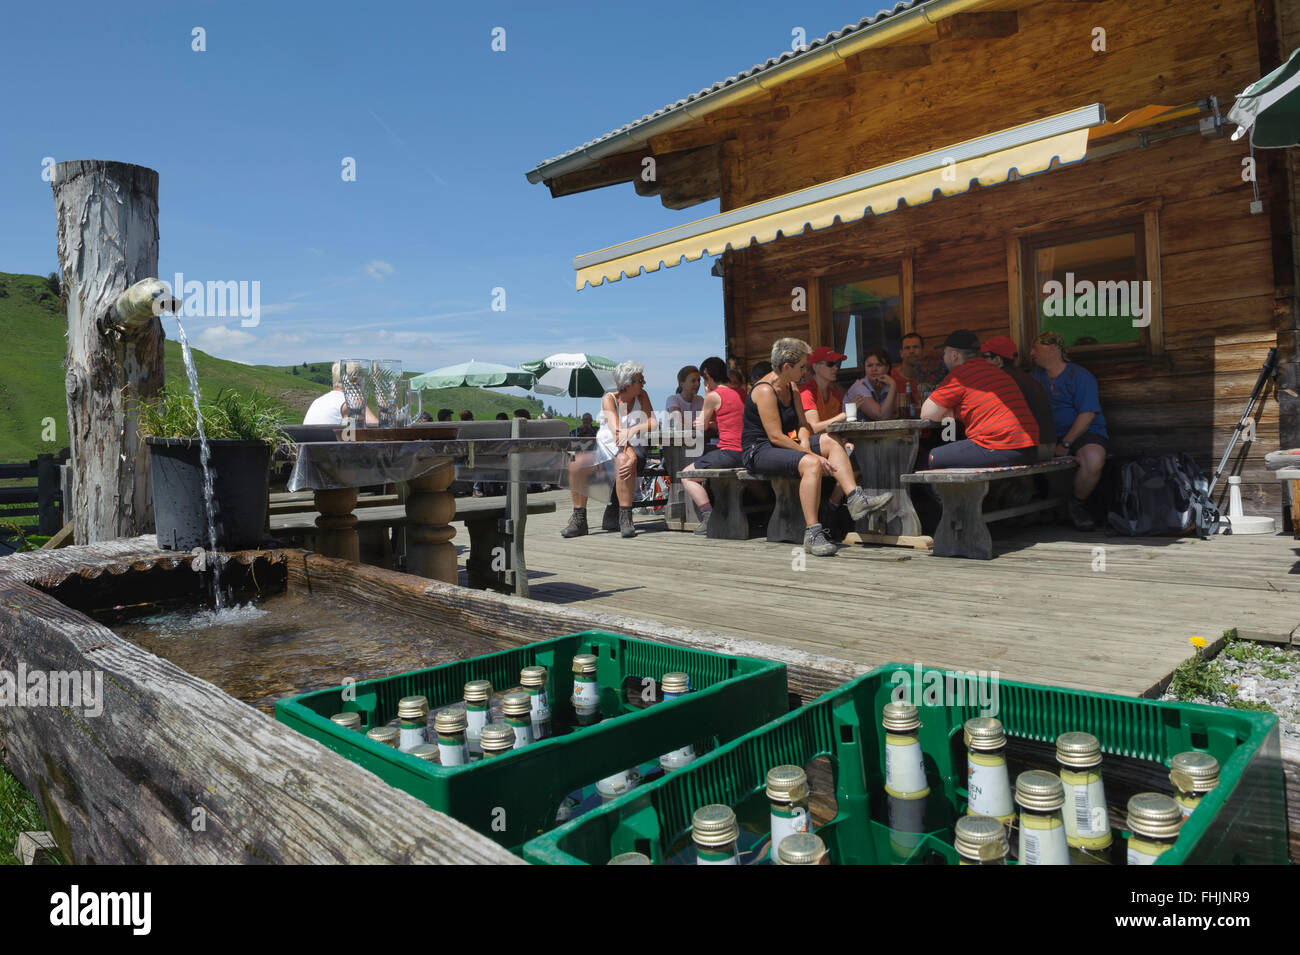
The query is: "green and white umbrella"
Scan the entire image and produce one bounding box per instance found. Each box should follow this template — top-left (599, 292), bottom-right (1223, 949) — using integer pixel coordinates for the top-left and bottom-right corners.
top-left (407, 360), bottom-right (536, 391)
top-left (519, 353), bottom-right (619, 416)
top-left (1229, 47), bottom-right (1300, 148)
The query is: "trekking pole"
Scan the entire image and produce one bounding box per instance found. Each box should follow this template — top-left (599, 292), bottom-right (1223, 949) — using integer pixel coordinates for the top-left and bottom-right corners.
top-left (1208, 346), bottom-right (1277, 497)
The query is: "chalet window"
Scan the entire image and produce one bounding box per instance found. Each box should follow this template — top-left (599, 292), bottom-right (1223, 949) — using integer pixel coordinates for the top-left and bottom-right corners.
top-left (825, 272), bottom-right (904, 378)
top-left (1019, 219), bottom-right (1161, 358)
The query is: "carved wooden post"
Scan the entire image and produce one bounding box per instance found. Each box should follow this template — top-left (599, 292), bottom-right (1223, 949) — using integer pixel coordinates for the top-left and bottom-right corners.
top-left (52, 161), bottom-right (164, 544)
top-left (405, 463), bottom-right (457, 581)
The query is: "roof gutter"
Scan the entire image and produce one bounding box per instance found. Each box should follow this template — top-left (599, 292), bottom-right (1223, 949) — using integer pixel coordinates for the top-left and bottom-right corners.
top-left (525, 0), bottom-right (993, 185)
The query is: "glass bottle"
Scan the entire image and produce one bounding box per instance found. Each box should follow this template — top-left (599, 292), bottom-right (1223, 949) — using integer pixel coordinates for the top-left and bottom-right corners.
top-left (502, 691), bottom-right (534, 749)
top-left (572, 654), bottom-right (600, 727)
top-left (1056, 732), bottom-right (1112, 855)
top-left (479, 723), bottom-right (516, 760)
top-left (330, 711), bottom-right (361, 732)
top-left (954, 814), bottom-right (1008, 865)
top-left (608, 852), bottom-right (651, 865)
top-left (463, 679), bottom-right (492, 757)
top-left (1170, 752), bottom-right (1220, 818)
top-left (882, 701), bottom-right (929, 798)
top-left (776, 832), bottom-right (829, 866)
top-left (365, 725), bottom-right (398, 749)
top-left (397, 695), bottom-right (429, 752)
top-left (1126, 793), bottom-right (1183, 865)
top-left (433, 708), bottom-right (469, 766)
top-left (409, 743), bottom-right (439, 763)
top-left (520, 665), bottom-right (551, 740)
top-left (692, 804), bottom-right (739, 865)
top-left (659, 671), bottom-right (697, 772)
top-left (1014, 770), bottom-right (1070, 865)
top-left (964, 717), bottom-right (1015, 824)
top-left (766, 764), bottom-right (811, 861)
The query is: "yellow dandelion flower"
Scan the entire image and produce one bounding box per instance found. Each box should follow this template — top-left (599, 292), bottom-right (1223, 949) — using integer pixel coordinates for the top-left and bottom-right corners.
top-left (1189, 636), bottom-right (1208, 649)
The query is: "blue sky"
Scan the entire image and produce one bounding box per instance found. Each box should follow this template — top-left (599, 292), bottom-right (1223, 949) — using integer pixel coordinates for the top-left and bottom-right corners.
top-left (2, 0), bottom-right (875, 413)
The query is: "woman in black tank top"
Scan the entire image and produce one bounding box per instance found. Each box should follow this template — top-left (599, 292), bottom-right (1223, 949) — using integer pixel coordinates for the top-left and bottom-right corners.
top-left (741, 339), bottom-right (892, 556)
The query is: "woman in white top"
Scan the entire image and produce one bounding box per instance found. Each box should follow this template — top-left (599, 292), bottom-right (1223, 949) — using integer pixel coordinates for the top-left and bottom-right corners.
top-left (561, 361), bottom-right (658, 539)
top-left (664, 365), bottom-right (703, 430)
top-left (844, 348), bottom-right (901, 421)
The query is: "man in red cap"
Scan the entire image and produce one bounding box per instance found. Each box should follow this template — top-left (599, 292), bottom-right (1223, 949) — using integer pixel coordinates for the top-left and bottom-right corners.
top-left (980, 336), bottom-right (1055, 461)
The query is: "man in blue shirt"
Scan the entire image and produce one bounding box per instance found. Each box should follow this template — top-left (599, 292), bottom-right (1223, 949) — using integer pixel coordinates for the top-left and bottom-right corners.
top-left (1030, 331), bottom-right (1110, 530)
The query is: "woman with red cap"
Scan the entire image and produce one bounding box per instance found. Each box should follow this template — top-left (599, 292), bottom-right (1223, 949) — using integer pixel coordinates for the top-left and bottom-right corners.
top-left (800, 346), bottom-right (849, 434)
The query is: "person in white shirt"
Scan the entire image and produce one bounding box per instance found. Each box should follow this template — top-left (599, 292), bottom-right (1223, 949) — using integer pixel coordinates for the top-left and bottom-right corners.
top-left (665, 365), bottom-right (703, 430)
top-left (303, 362), bottom-right (376, 425)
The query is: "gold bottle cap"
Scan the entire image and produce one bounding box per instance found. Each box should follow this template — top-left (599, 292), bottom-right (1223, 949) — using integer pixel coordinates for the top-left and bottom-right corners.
top-left (691, 804), bottom-right (739, 847)
top-left (409, 743), bottom-right (439, 762)
top-left (776, 832), bottom-right (827, 865)
top-left (463, 680), bottom-right (493, 703)
top-left (572, 653), bottom-right (598, 676)
top-left (396, 695), bottom-right (429, 720)
top-left (520, 665), bottom-right (547, 688)
top-left (1015, 770), bottom-right (1065, 811)
top-left (433, 708), bottom-right (468, 734)
top-left (479, 723), bottom-right (516, 753)
top-left (1170, 752), bottom-right (1220, 794)
top-left (330, 712), bottom-right (361, 730)
top-left (661, 671), bottom-right (690, 695)
top-left (365, 726), bottom-right (399, 747)
top-left (1056, 731), bottom-right (1102, 768)
top-left (1127, 792), bottom-right (1184, 839)
top-left (608, 852), bottom-right (652, 865)
top-left (766, 765), bottom-right (810, 803)
top-left (502, 691), bottom-right (532, 717)
top-left (963, 717), bottom-right (1006, 751)
top-left (881, 700), bottom-right (921, 732)
top-left (954, 815), bottom-right (1009, 861)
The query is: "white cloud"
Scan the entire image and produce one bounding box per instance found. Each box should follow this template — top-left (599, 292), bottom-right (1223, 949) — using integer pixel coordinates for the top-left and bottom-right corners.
top-left (263, 332), bottom-right (306, 346)
top-left (342, 329), bottom-right (435, 348)
top-left (364, 259), bottom-right (395, 280)
top-left (197, 326), bottom-right (257, 350)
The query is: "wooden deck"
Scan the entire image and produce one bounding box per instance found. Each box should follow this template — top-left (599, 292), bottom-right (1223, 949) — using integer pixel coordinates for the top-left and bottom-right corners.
top-left (503, 492), bottom-right (1300, 698)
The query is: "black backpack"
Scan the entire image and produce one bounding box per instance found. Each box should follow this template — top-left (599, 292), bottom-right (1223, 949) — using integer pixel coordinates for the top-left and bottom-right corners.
top-left (1105, 453), bottom-right (1221, 539)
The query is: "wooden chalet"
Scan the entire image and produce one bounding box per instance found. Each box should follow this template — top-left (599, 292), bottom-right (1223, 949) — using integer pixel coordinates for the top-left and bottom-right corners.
top-left (527, 0), bottom-right (1300, 511)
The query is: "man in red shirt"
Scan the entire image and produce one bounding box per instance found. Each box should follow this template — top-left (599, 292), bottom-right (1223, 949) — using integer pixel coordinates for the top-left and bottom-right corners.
top-left (920, 330), bottom-right (1039, 469)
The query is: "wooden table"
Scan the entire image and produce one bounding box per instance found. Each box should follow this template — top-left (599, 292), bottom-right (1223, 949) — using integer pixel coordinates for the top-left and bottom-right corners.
top-left (287, 435), bottom-right (590, 593)
top-left (658, 429), bottom-right (707, 531)
top-left (826, 419), bottom-right (933, 547)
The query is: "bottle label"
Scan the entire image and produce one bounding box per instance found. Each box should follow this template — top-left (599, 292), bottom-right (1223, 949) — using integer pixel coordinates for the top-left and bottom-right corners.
top-left (398, 725), bottom-right (427, 752)
top-left (1176, 794), bottom-right (1198, 819)
top-left (437, 740), bottom-right (467, 766)
top-left (884, 736), bottom-right (927, 796)
top-left (573, 677), bottom-right (599, 712)
top-left (1062, 772), bottom-right (1111, 846)
top-left (1019, 813), bottom-right (1070, 866)
top-left (770, 804), bottom-right (810, 860)
top-left (531, 710), bottom-right (552, 741)
top-left (1126, 838), bottom-right (1168, 865)
top-left (465, 706), bottom-right (487, 755)
top-left (529, 689), bottom-right (550, 717)
top-left (967, 752), bottom-right (1014, 819)
top-left (508, 718), bottom-right (532, 749)
top-left (695, 845), bottom-right (739, 865)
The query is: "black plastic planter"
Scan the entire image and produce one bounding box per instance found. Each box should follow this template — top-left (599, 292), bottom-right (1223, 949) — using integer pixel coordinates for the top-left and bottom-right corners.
top-left (147, 438), bottom-right (272, 551)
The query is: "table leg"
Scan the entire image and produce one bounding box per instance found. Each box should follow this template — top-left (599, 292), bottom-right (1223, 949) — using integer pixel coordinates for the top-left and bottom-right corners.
top-left (405, 462), bottom-right (457, 582)
top-left (662, 444), bottom-right (699, 530)
top-left (853, 433), bottom-right (922, 538)
top-left (313, 488), bottom-right (359, 562)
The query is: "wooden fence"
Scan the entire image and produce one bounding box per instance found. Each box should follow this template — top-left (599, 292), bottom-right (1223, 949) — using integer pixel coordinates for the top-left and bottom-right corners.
top-left (0, 448), bottom-right (69, 535)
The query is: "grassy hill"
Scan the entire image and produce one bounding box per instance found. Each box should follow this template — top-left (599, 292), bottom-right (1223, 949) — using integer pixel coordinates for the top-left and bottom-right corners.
top-left (0, 272), bottom-right (560, 464)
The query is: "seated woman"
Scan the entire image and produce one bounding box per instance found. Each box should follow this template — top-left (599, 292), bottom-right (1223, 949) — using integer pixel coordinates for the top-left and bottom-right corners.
top-left (678, 356), bottom-right (745, 536)
top-left (665, 365), bottom-right (704, 430)
top-left (844, 348), bottom-right (901, 420)
top-left (742, 338), bottom-right (891, 557)
top-left (561, 361), bottom-right (658, 539)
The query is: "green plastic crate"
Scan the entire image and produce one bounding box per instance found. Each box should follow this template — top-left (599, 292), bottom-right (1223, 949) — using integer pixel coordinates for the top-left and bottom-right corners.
top-left (523, 662), bottom-right (1286, 865)
top-left (274, 630), bottom-right (787, 850)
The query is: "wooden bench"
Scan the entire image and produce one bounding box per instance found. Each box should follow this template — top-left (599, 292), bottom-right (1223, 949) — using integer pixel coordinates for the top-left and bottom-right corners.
top-left (268, 497), bottom-right (556, 592)
top-left (679, 468), bottom-right (805, 543)
top-left (901, 458), bottom-right (1079, 559)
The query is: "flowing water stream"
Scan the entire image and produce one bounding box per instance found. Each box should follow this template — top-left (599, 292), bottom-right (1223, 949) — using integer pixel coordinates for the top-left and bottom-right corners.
top-left (174, 318), bottom-right (225, 610)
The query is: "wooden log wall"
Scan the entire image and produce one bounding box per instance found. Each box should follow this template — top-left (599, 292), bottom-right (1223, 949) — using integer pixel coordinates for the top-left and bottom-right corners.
top-left (717, 0), bottom-right (1288, 509)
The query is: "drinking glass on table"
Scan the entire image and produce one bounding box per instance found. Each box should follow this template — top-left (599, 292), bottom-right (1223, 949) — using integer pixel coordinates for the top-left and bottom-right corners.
top-left (339, 358), bottom-right (371, 423)
top-left (372, 359), bottom-right (402, 427)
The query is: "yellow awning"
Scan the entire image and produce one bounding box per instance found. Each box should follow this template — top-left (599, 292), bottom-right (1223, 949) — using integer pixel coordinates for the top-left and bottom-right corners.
top-left (575, 103), bottom-right (1105, 290)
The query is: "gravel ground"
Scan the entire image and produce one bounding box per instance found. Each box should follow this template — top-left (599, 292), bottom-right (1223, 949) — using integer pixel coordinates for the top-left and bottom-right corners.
top-left (1161, 637), bottom-right (1300, 740)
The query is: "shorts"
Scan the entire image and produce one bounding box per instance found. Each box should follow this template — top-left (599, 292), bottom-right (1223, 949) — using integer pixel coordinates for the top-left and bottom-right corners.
top-left (1068, 432), bottom-right (1110, 456)
top-left (928, 440), bottom-right (1038, 470)
top-left (690, 448), bottom-right (743, 470)
top-left (742, 434), bottom-right (824, 478)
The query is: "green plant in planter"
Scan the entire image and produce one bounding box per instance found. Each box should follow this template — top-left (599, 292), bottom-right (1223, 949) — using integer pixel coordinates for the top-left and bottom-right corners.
top-left (137, 387), bottom-right (290, 444)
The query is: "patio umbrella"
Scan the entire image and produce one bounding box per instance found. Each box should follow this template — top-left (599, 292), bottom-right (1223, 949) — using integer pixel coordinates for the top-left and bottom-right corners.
top-left (519, 353), bottom-right (618, 414)
top-left (1228, 47), bottom-right (1300, 148)
top-left (407, 360), bottom-right (537, 391)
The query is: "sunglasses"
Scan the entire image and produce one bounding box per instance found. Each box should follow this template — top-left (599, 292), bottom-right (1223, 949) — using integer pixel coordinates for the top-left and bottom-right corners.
top-left (819, 360), bottom-right (842, 368)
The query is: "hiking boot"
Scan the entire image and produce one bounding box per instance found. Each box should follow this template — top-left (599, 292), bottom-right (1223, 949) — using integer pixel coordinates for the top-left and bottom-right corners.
top-left (601, 503), bottom-right (620, 532)
top-left (560, 508), bottom-right (588, 538)
top-left (803, 523), bottom-right (838, 557)
top-left (619, 506), bottom-right (637, 538)
top-left (1067, 497), bottom-right (1096, 531)
top-left (693, 511), bottom-right (711, 536)
top-left (845, 488), bottom-right (893, 521)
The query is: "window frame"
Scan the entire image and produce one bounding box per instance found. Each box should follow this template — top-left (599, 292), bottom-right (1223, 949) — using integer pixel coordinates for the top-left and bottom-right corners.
top-left (814, 255), bottom-right (914, 384)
